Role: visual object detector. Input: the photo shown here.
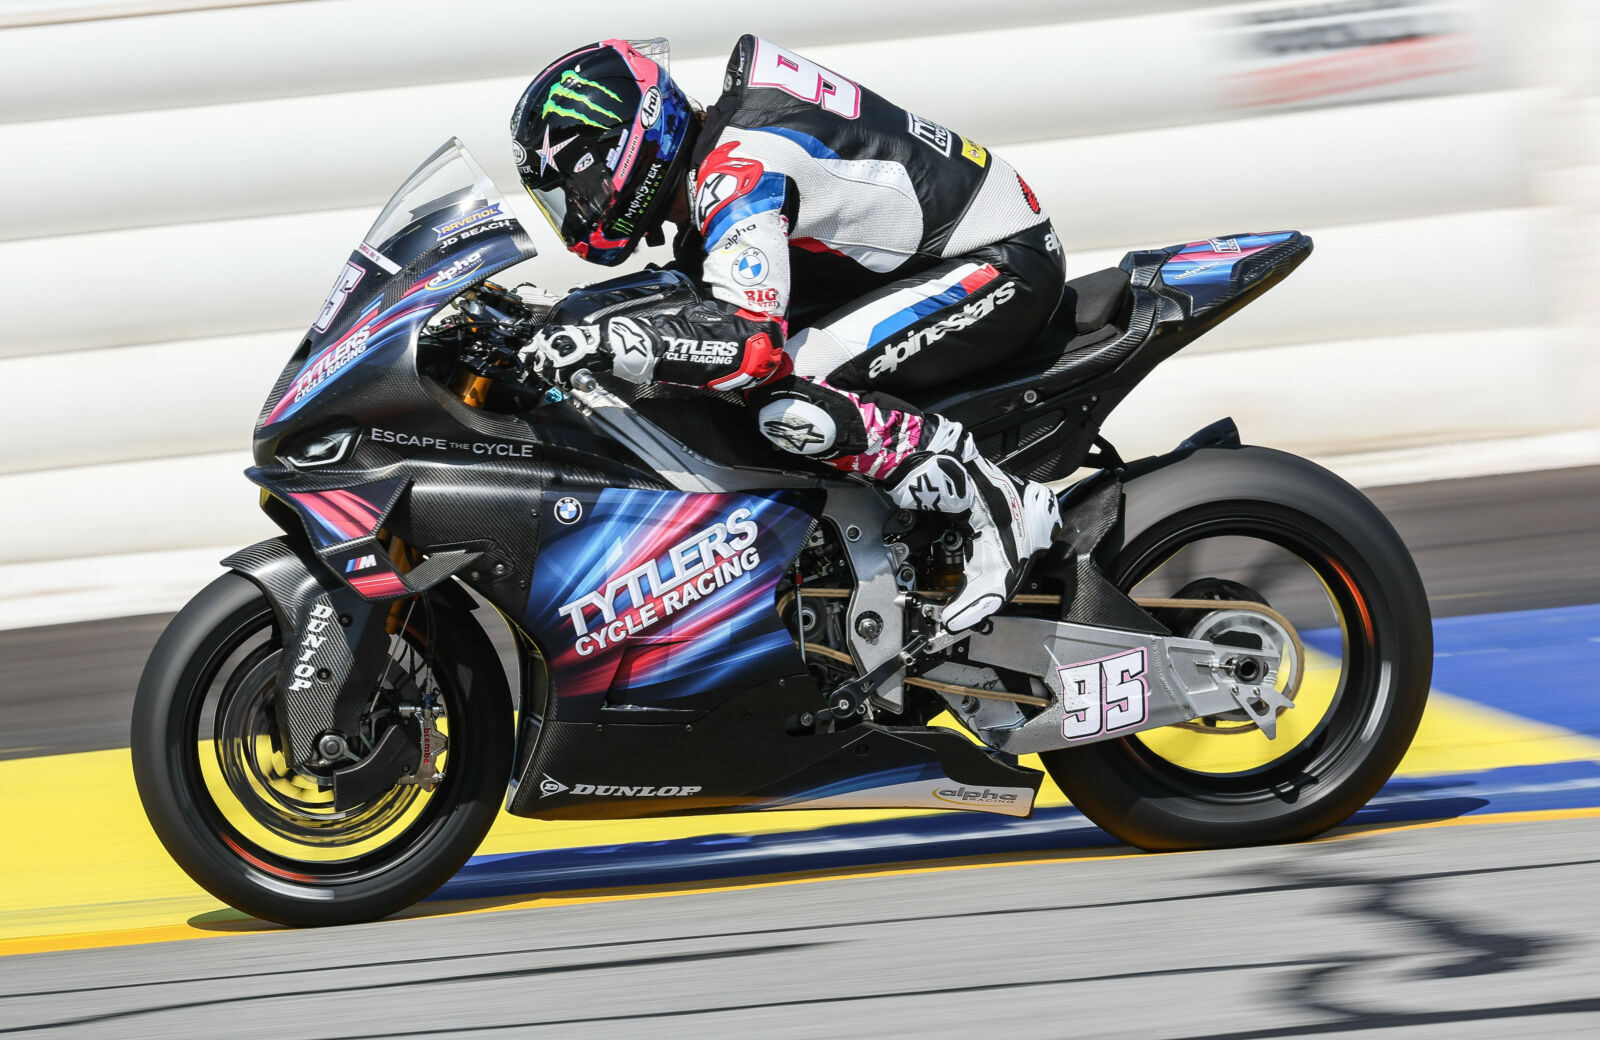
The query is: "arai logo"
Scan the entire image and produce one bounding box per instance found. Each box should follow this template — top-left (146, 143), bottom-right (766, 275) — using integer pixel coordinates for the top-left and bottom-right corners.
top-left (639, 85), bottom-right (662, 127)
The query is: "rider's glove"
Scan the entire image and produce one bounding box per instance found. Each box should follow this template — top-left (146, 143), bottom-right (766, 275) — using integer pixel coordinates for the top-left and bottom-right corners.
top-left (521, 324), bottom-right (607, 386)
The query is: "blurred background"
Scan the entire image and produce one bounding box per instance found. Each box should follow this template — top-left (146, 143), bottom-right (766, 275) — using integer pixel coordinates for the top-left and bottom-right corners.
top-left (0, 0), bottom-right (1596, 627)
top-left (3, 3), bottom-right (1600, 1034)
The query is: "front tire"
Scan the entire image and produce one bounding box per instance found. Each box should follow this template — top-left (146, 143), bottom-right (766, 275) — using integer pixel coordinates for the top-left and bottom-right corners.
top-left (131, 573), bottom-right (512, 926)
top-left (1041, 447), bottom-right (1431, 850)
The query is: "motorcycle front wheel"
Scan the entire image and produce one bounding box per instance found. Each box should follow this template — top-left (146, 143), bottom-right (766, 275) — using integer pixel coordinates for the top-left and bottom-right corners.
top-left (1041, 447), bottom-right (1432, 850)
top-left (131, 573), bottom-right (512, 927)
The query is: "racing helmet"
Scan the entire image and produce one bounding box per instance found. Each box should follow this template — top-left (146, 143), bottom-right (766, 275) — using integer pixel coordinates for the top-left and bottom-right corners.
top-left (511, 38), bottom-right (697, 266)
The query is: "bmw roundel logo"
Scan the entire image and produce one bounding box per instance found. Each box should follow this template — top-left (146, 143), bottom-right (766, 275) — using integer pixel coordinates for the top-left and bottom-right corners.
top-left (554, 496), bottom-right (583, 525)
top-left (733, 246), bottom-right (767, 286)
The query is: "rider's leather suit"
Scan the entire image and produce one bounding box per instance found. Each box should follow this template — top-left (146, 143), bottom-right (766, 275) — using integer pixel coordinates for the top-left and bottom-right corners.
top-left (581, 34), bottom-right (1066, 478)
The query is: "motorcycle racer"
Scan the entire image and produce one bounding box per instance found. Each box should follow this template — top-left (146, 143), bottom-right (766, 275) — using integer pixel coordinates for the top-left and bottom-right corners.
top-left (512, 36), bottom-right (1063, 633)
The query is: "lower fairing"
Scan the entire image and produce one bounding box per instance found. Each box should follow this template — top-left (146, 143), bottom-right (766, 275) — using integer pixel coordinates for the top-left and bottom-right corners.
top-left (507, 682), bottom-right (1042, 820)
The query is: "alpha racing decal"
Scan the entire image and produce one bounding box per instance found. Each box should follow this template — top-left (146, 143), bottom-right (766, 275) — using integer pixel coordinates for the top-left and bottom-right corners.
top-left (287, 602), bottom-right (338, 693)
top-left (868, 281), bottom-right (1015, 379)
top-left (932, 785), bottom-right (1026, 806)
top-left (558, 507), bottom-right (762, 656)
top-left (427, 250), bottom-right (485, 290)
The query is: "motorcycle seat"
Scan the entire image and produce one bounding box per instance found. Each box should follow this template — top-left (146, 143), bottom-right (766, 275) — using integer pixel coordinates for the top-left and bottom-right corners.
top-left (907, 265), bottom-right (1134, 416)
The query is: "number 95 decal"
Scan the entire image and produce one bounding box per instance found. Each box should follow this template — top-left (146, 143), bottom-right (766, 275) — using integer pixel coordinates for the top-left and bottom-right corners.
top-left (1057, 648), bottom-right (1149, 741)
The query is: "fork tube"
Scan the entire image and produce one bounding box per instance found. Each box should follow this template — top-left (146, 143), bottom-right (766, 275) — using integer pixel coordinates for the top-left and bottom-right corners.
top-left (384, 532), bottom-right (417, 635)
top-left (452, 370), bottom-right (492, 407)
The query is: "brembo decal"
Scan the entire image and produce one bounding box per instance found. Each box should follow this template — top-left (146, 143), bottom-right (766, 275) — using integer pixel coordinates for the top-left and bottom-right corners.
top-left (287, 603), bottom-right (338, 693)
top-left (558, 507), bottom-right (761, 657)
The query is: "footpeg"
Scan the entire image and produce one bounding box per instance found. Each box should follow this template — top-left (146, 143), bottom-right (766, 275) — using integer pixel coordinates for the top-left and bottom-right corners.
top-left (792, 634), bottom-right (927, 732)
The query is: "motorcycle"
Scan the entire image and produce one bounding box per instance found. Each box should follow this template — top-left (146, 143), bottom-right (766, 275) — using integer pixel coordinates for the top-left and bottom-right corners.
top-left (131, 140), bottom-right (1432, 926)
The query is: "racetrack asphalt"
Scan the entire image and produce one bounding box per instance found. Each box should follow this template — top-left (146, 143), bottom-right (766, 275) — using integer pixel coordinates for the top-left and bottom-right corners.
top-left (2, 465), bottom-right (1597, 1038)
top-left (4, 464), bottom-right (1598, 760)
top-left (4, 814), bottom-right (1599, 1038)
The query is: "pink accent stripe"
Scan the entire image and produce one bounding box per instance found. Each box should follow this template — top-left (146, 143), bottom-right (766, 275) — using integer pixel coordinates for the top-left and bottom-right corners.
top-left (348, 571), bottom-right (407, 598)
top-left (287, 492), bottom-right (365, 541)
top-left (324, 488), bottom-right (381, 529)
top-left (310, 493), bottom-right (374, 537)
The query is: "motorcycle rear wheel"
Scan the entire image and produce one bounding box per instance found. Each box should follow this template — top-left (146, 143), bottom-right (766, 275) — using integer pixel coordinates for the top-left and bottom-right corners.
top-left (131, 573), bottom-right (512, 926)
top-left (1040, 448), bottom-right (1431, 850)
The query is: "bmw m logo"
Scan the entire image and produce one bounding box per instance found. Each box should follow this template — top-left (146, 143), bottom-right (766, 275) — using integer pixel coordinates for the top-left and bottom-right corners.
top-left (554, 496), bottom-right (583, 524)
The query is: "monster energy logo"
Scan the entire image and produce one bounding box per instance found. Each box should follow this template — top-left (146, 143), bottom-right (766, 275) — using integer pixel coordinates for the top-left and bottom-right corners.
top-left (542, 69), bottom-right (623, 129)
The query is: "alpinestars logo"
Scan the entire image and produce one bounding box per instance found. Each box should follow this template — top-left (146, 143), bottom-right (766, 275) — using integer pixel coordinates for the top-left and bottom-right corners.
top-left (761, 416), bottom-right (827, 452)
top-left (558, 508), bottom-right (763, 657)
top-left (906, 458), bottom-right (967, 510)
top-left (869, 281), bottom-right (1016, 379)
top-left (541, 68), bottom-right (623, 129)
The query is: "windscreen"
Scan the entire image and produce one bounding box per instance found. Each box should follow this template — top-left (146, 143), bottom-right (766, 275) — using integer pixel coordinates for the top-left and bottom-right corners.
top-left (307, 139), bottom-right (535, 351)
top-left (265, 139), bottom-right (537, 428)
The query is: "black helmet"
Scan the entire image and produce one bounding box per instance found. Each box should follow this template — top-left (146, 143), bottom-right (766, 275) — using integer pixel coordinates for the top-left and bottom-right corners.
top-left (511, 39), bottom-right (696, 266)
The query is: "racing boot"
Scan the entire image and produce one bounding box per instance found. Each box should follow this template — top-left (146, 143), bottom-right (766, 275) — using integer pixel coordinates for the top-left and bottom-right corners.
top-left (887, 419), bottom-right (1061, 633)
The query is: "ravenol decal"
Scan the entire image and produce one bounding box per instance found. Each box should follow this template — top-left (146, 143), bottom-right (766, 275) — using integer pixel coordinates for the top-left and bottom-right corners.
top-left (433, 203), bottom-right (503, 239)
top-left (542, 69), bottom-right (624, 129)
top-left (557, 507), bottom-right (761, 657)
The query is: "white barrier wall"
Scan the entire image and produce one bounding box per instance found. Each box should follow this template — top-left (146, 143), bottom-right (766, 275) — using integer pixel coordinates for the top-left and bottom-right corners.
top-left (0, 0), bottom-right (1595, 610)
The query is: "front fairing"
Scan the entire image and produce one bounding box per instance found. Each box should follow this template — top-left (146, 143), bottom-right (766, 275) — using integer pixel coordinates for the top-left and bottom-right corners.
top-left (255, 140), bottom-right (538, 451)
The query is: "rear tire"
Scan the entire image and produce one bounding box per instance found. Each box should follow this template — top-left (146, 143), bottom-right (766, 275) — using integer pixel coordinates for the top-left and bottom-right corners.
top-left (1041, 447), bottom-right (1431, 850)
top-left (131, 573), bottom-right (512, 926)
